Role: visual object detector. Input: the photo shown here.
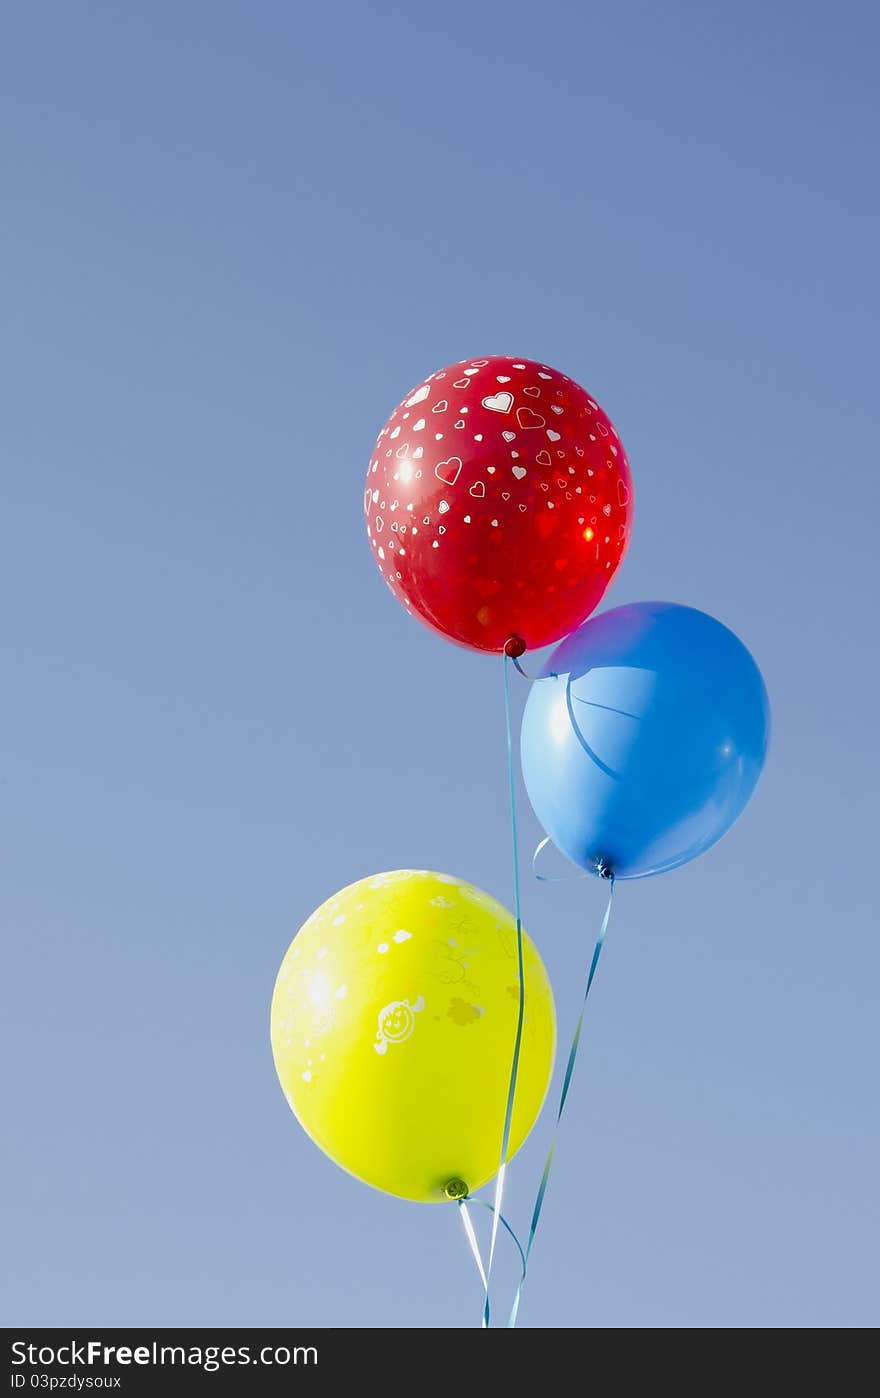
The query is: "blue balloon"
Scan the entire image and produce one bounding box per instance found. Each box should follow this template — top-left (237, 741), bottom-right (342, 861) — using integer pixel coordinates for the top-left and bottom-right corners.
top-left (520, 602), bottom-right (770, 880)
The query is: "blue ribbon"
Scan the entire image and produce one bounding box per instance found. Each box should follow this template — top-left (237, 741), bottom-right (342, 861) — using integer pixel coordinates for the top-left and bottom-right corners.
top-left (457, 1198), bottom-right (488, 1294)
top-left (533, 834), bottom-right (591, 884)
top-left (506, 875), bottom-right (614, 1327)
top-left (475, 653), bottom-right (527, 1328)
top-left (511, 655), bottom-right (557, 682)
top-left (457, 1197), bottom-right (526, 1310)
top-left (456, 654), bottom-right (615, 1328)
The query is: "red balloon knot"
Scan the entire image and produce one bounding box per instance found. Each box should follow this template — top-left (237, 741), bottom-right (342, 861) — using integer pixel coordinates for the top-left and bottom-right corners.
top-left (504, 635), bottom-right (527, 658)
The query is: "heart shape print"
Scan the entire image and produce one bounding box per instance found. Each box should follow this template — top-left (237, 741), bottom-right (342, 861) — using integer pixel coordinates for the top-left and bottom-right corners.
top-left (434, 457), bottom-right (462, 486)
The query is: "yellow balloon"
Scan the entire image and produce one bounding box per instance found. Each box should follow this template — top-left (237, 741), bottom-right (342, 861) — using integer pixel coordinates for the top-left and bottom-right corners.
top-left (270, 870), bottom-right (556, 1203)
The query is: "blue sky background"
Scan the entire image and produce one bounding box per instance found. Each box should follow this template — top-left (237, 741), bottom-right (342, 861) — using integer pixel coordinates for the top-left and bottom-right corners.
top-left (2, 1), bottom-right (878, 1327)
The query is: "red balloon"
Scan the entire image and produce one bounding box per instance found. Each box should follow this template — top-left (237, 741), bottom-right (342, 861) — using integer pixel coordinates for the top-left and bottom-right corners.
top-left (365, 356), bottom-right (633, 654)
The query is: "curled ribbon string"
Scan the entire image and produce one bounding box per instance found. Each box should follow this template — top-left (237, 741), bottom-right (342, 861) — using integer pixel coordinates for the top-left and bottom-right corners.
top-left (533, 834), bottom-right (591, 885)
top-left (457, 1199), bottom-right (489, 1293)
top-left (456, 1196), bottom-right (527, 1316)
top-left (475, 653), bottom-right (528, 1329)
top-left (511, 655), bottom-right (557, 682)
top-left (468, 1196), bottom-right (527, 1278)
top-left (507, 875), bottom-right (615, 1328)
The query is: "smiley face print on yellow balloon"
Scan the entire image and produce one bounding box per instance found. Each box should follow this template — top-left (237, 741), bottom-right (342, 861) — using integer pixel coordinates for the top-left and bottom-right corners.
top-left (270, 870), bottom-right (556, 1203)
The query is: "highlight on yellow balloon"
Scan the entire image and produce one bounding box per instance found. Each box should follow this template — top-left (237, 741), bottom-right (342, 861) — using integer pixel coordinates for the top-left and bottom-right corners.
top-left (270, 870), bottom-right (556, 1203)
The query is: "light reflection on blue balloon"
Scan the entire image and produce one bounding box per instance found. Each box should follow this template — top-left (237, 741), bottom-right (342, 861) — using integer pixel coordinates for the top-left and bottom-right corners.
top-left (520, 602), bottom-right (770, 880)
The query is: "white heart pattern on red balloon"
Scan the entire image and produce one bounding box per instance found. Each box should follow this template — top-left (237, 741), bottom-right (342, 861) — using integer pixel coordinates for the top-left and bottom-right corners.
top-left (434, 457), bottom-right (462, 485)
top-left (365, 354), bottom-right (634, 653)
top-left (482, 391), bottom-right (514, 414)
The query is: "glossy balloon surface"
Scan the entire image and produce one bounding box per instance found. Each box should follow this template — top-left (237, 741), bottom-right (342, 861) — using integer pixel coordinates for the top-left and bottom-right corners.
top-left (520, 602), bottom-right (770, 880)
top-left (365, 356), bottom-right (633, 653)
top-left (271, 870), bottom-right (556, 1202)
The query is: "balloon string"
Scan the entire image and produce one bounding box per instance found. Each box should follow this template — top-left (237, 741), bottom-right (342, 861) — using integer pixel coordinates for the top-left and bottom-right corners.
top-left (477, 653), bottom-right (528, 1329)
top-left (456, 1197), bottom-right (527, 1318)
top-left (533, 834), bottom-right (593, 884)
top-left (468, 1196), bottom-right (527, 1277)
top-left (511, 655), bottom-right (557, 682)
top-left (457, 1199), bottom-right (489, 1293)
top-left (507, 875), bottom-right (615, 1328)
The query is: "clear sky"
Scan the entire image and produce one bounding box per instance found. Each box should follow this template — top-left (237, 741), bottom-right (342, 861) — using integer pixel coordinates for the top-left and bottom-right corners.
top-left (2, 1), bottom-right (878, 1328)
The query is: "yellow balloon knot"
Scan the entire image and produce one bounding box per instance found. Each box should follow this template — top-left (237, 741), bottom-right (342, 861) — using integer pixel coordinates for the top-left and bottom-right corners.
top-left (444, 1178), bottom-right (469, 1201)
